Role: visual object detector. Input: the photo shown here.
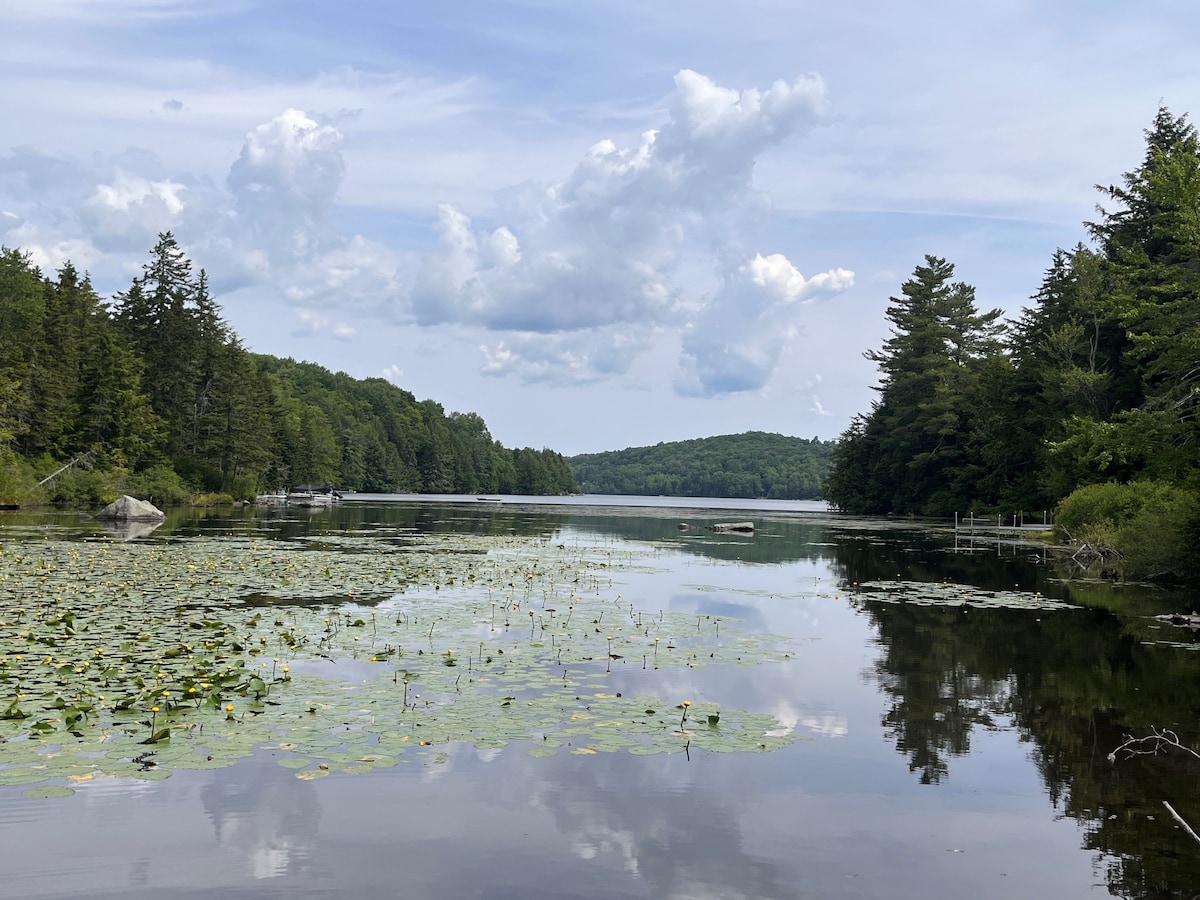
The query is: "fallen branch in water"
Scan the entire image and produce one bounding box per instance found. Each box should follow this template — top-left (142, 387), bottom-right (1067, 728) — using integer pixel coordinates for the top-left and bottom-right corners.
top-left (1108, 727), bottom-right (1200, 764)
top-left (1071, 541), bottom-right (1123, 564)
top-left (1109, 728), bottom-right (1200, 848)
top-left (1162, 801), bottom-right (1200, 848)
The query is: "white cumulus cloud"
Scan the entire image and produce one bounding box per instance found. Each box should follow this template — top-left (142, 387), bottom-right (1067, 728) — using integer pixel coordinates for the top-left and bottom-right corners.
top-left (0, 66), bottom-right (847, 398)
top-left (82, 171), bottom-right (189, 251)
top-left (409, 68), bottom-right (841, 389)
top-left (748, 253), bottom-right (853, 302)
top-left (480, 327), bottom-right (654, 385)
top-left (290, 309), bottom-right (358, 342)
top-left (676, 252), bottom-right (853, 397)
top-left (227, 108), bottom-right (345, 262)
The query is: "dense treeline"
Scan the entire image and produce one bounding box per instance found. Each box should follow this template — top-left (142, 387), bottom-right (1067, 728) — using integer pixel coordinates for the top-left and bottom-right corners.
top-left (0, 234), bottom-right (575, 505)
top-left (826, 107), bottom-right (1200, 580)
top-left (569, 432), bottom-right (835, 499)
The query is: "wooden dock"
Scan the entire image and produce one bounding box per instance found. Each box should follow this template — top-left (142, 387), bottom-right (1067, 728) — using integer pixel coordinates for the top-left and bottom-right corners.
top-left (955, 512), bottom-right (1052, 533)
top-left (952, 512), bottom-right (1055, 560)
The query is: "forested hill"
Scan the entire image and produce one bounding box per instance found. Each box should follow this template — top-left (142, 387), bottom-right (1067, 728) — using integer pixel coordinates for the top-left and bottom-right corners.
top-left (0, 235), bottom-right (575, 506)
top-left (568, 432), bottom-right (835, 499)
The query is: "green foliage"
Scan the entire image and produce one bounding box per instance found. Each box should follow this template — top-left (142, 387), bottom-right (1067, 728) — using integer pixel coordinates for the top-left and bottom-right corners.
top-left (1055, 481), bottom-right (1200, 581)
top-left (570, 432), bottom-right (834, 499)
top-left (43, 467), bottom-right (120, 507)
top-left (126, 464), bottom-right (191, 507)
top-left (0, 450), bottom-right (42, 507)
top-left (1055, 480), bottom-right (1169, 534)
top-left (826, 256), bottom-right (1005, 515)
top-left (827, 107), bottom-right (1200, 574)
top-left (0, 233), bottom-right (576, 505)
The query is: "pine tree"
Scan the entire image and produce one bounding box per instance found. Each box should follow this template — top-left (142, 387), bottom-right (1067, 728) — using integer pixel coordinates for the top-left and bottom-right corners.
top-left (113, 233), bottom-right (201, 455)
top-left (826, 256), bottom-right (1004, 515)
top-left (1051, 108), bottom-right (1200, 487)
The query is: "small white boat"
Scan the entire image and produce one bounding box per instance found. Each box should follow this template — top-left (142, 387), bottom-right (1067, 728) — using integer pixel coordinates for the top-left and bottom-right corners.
top-left (286, 486), bottom-right (341, 508)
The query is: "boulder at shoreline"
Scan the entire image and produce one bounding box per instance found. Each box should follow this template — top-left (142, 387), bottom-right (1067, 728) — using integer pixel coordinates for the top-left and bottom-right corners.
top-left (96, 495), bottom-right (166, 521)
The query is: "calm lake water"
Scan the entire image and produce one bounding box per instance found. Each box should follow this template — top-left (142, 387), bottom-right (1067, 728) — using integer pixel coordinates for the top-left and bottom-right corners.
top-left (1, 495), bottom-right (1198, 899)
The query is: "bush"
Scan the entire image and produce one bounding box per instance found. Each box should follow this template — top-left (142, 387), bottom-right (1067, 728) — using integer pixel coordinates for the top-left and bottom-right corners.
top-left (0, 451), bottom-right (44, 506)
top-left (1056, 481), bottom-right (1200, 581)
top-left (46, 468), bottom-right (119, 507)
top-left (190, 493), bottom-right (234, 507)
top-left (128, 465), bottom-right (191, 507)
top-left (226, 474), bottom-right (260, 502)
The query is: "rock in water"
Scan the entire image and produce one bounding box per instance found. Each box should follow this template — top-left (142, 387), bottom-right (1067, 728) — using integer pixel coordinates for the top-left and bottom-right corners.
top-left (97, 495), bottom-right (166, 521)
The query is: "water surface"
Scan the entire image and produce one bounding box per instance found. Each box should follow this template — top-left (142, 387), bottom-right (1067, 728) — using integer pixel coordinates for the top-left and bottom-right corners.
top-left (1, 497), bottom-right (1197, 899)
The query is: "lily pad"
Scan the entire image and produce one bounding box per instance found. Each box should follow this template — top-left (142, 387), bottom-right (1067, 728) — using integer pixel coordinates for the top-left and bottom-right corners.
top-left (0, 527), bottom-right (801, 786)
top-left (22, 785), bottom-right (76, 798)
top-left (854, 580), bottom-right (1079, 611)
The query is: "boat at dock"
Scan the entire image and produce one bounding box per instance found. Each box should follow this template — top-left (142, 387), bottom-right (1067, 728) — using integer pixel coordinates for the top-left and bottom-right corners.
top-left (286, 486), bottom-right (342, 508)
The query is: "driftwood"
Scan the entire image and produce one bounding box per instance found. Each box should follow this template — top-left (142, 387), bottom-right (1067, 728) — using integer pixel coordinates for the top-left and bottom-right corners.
top-left (706, 522), bottom-right (754, 534)
top-left (1070, 542), bottom-right (1122, 564)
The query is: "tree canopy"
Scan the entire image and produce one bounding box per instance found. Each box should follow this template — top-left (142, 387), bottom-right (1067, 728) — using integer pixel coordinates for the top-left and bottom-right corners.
top-left (569, 432), bottom-right (835, 500)
top-left (825, 107), bottom-right (1200, 577)
top-left (0, 235), bottom-right (576, 504)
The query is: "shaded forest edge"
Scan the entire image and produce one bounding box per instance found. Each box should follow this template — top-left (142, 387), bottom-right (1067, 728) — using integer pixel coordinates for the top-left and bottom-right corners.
top-left (0, 235), bottom-right (576, 507)
top-left (568, 432), bottom-right (834, 500)
top-left (825, 107), bottom-right (1200, 582)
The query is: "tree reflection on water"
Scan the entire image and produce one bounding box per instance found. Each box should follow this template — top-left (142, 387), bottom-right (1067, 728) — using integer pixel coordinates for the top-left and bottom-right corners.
top-left (831, 529), bottom-right (1200, 898)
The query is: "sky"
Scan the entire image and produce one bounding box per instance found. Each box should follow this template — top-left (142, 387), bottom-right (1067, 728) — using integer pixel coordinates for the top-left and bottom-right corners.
top-left (0, 1), bottom-right (1195, 456)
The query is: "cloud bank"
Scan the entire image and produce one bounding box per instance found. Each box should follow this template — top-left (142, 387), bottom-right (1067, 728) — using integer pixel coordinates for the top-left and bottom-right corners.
top-left (412, 68), bottom-right (853, 394)
top-left (0, 67), bottom-right (851, 393)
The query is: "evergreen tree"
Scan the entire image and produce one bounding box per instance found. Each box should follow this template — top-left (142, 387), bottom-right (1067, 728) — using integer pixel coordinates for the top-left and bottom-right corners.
top-left (0, 248), bottom-right (46, 448)
top-left (1052, 108), bottom-right (1200, 488)
top-left (826, 256), bottom-right (1004, 515)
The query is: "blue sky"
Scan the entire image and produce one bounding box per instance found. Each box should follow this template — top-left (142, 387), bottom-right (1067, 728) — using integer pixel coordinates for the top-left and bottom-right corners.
top-left (1, 1), bottom-right (1195, 454)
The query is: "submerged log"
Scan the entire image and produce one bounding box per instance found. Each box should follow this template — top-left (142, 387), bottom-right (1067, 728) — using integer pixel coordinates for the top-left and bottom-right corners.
top-left (707, 521), bottom-right (755, 534)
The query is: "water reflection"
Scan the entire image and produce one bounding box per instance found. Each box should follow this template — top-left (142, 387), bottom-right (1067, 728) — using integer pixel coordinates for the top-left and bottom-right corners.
top-left (201, 759), bottom-right (322, 881)
top-left (829, 536), bottom-right (1200, 896)
top-left (97, 519), bottom-right (163, 541)
top-left (2, 501), bottom-right (1199, 897)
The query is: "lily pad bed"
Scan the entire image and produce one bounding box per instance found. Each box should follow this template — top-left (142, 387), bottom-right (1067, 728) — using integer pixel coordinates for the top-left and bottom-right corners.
top-left (853, 580), bottom-right (1080, 611)
top-left (0, 530), bottom-right (797, 789)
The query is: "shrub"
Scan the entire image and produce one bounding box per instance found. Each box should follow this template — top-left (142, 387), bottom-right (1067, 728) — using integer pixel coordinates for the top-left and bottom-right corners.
top-left (190, 493), bottom-right (234, 507)
top-left (1056, 481), bottom-right (1200, 581)
top-left (129, 465), bottom-right (191, 507)
top-left (0, 451), bottom-right (44, 507)
top-left (46, 468), bottom-right (118, 507)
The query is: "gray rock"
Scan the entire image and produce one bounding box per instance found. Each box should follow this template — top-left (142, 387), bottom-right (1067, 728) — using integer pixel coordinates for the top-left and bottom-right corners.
top-left (96, 495), bottom-right (166, 521)
top-left (706, 521), bottom-right (755, 534)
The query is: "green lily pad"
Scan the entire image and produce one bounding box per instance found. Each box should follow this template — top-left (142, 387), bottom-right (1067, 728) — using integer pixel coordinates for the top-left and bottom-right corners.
top-left (22, 785), bottom-right (76, 798)
top-left (0, 528), bottom-right (801, 785)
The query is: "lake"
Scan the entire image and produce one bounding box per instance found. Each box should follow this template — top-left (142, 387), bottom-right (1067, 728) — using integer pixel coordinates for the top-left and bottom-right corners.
top-left (1, 495), bottom-right (1197, 899)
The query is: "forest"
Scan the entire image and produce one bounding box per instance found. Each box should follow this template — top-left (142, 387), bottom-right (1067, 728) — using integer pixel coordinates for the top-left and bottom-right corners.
top-left (0, 235), bottom-right (576, 506)
top-left (825, 107), bottom-right (1200, 581)
top-left (568, 431), bottom-right (835, 499)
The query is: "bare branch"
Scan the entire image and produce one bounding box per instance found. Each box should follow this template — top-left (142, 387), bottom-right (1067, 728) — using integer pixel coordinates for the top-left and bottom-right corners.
top-left (1108, 727), bottom-right (1200, 764)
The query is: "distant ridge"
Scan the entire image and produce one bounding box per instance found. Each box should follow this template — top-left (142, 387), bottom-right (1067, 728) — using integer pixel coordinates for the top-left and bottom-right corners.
top-left (567, 431), bottom-right (835, 500)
